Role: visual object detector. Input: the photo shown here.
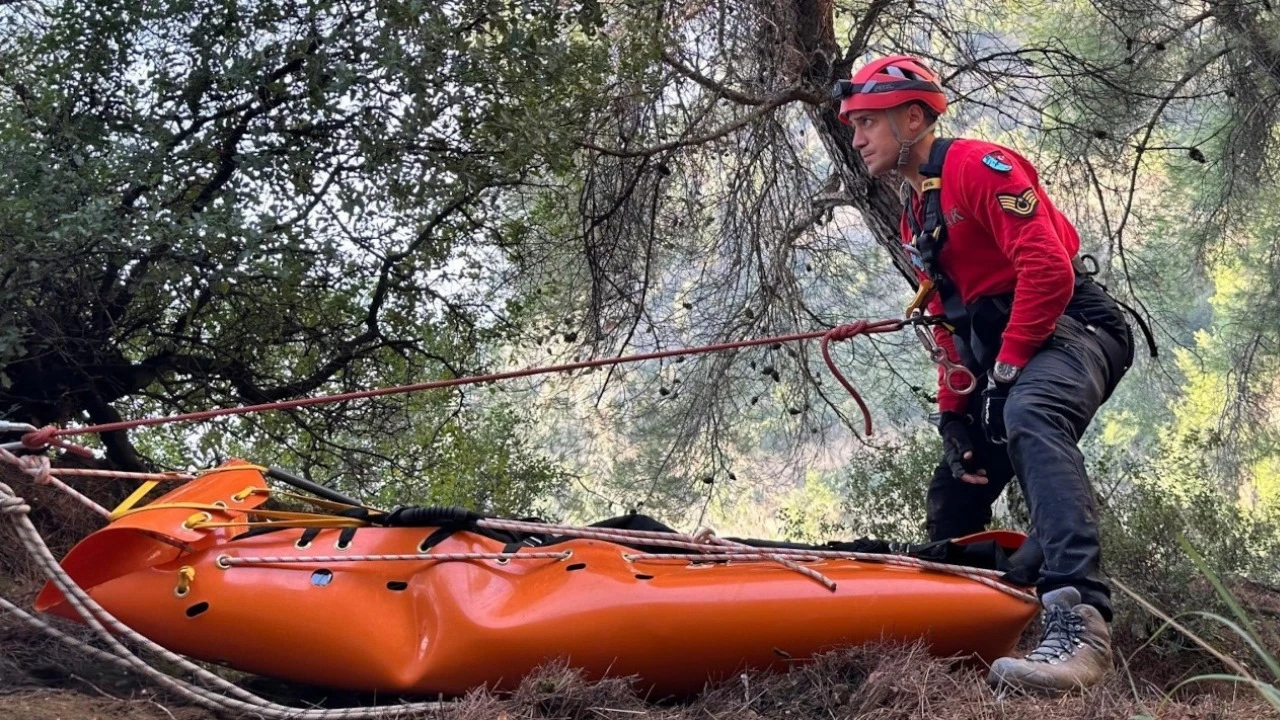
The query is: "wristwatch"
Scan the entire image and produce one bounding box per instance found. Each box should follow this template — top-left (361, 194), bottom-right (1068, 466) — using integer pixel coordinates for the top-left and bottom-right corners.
top-left (992, 361), bottom-right (1022, 384)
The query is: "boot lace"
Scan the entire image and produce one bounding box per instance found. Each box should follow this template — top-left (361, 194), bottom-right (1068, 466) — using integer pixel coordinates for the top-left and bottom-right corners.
top-left (1025, 605), bottom-right (1087, 664)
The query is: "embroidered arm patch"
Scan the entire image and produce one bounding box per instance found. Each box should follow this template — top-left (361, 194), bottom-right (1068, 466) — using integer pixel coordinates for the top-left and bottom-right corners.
top-left (982, 151), bottom-right (1013, 172)
top-left (996, 188), bottom-right (1038, 217)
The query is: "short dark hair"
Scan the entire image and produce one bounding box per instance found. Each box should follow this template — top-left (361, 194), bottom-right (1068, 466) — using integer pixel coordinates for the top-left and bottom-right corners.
top-left (911, 101), bottom-right (940, 125)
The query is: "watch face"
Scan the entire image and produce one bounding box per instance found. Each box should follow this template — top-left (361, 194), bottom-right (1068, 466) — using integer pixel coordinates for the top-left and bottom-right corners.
top-left (994, 363), bottom-right (1018, 382)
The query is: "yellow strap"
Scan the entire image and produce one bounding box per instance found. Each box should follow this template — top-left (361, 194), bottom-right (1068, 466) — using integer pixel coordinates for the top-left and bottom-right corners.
top-left (922, 177), bottom-right (942, 192)
top-left (111, 502), bottom-right (372, 528)
top-left (111, 501), bottom-right (234, 520)
top-left (261, 488), bottom-right (385, 514)
top-left (110, 481), bottom-right (160, 520)
top-left (234, 507), bottom-right (364, 523)
top-left (191, 518), bottom-right (368, 530)
top-left (175, 566), bottom-right (195, 596)
top-left (196, 463), bottom-right (269, 476)
top-left (122, 466), bottom-right (383, 516)
top-left (229, 482), bottom-right (385, 515)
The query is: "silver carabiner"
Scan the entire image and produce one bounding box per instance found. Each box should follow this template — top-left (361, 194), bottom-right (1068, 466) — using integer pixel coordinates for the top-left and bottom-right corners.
top-left (0, 422), bottom-right (38, 453)
top-left (908, 311), bottom-right (977, 395)
top-left (936, 354), bottom-right (978, 395)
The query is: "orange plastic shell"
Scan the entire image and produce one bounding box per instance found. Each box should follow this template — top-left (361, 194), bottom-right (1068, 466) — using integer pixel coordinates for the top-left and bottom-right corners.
top-left (38, 464), bottom-right (1038, 698)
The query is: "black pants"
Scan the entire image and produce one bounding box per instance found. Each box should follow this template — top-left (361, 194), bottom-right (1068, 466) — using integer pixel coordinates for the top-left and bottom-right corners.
top-left (926, 314), bottom-right (1134, 622)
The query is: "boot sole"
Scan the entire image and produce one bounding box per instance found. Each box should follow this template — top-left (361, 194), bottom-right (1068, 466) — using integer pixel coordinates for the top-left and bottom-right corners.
top-left (987, 671), bottom-right (1096, 697)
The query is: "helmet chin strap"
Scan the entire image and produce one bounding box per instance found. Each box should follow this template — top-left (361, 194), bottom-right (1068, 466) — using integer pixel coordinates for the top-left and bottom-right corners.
top-left (887, 109), bottom-right (936, 170)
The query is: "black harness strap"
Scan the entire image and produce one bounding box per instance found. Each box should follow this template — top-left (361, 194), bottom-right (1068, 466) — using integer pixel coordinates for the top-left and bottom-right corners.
top-left (906, 138), bottom-right (978, 367)
top-left (1072, 255), bottom-right (1159, 359)
top-left (905, 138), bottom-right (952, 285)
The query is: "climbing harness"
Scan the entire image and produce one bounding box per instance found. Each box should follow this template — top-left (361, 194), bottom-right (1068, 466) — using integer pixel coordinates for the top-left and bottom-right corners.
top-left (902, 139), bottom-right (1159, 372)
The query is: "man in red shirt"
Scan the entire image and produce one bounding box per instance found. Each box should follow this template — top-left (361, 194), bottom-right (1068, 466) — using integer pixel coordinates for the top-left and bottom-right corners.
top-left (834, 55), bottom-right (1138, 694)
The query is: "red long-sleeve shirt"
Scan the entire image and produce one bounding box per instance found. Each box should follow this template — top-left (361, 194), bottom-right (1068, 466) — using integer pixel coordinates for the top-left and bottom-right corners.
top-left (899, 139), bottom-right (1080, 414)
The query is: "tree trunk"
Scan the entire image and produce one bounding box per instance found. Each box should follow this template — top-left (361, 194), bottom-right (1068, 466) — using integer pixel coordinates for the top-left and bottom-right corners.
top-left (789, 0), bottom-right (919, 289)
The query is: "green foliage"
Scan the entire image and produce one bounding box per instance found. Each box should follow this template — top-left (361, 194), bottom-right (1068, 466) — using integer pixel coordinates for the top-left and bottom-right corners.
top-left (1095, 437), bottom-right (1280, 619)
top-left (774, 470), bottom-right (844, 544)
top-left (362, 401), bottom-right (568, 517)
top-left (0, 0), bottom-right (609, 502)
top-left (775, 430), bottom-right (943, 543)
top-left (1127, 537), bottom-right (1280, 718)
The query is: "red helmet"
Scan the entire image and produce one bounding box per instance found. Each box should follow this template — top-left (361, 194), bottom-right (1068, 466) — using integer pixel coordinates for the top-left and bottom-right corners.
top-left (833, 55), bottom-right (947, 124)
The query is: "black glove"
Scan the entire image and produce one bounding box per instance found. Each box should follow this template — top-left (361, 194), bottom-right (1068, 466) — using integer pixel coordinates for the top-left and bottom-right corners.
top-left (981, 375), bottom-right (1013, 445)
top-left (938, 411), bottom-right (983, 482)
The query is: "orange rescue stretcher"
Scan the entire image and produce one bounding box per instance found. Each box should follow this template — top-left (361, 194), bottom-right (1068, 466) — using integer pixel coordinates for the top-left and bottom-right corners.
top-left (37, 461), bottom-right (1039, 698)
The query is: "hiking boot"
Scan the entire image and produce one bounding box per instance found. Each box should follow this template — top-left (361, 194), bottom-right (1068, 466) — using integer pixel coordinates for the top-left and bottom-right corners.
top-left (986, 586), bottom-right (1112, 695)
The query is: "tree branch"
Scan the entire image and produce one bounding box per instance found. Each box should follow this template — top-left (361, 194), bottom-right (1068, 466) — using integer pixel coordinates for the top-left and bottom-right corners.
top-left (842, 0), bottom-right (892, 71)
top-left (660, 49), bottom-right (777, 105)
top-left (580, 88), bottom-right (811, 158)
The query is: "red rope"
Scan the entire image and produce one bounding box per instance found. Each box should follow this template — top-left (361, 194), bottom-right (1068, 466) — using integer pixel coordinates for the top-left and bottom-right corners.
top-left (822, 323), bottom-right (879, 436)
top-left (21, 427), bottom-right (94, 459)
top-left (28, 318), bottom-right (903, 445)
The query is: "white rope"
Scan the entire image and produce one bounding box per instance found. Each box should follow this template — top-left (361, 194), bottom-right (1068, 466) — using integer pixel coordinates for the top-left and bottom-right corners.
top-left (694, 528), bottom-right (836, 591)
top-left (0, 594), bottom-right (139, 672)
top-left (481, 517), bottom-right (1025, 590)
top-left (220, 550), bottom-right (572, 566)
top-left (623, 551), bottom-right (1038, 603)
top-left (40, 475), bottom-right (111, 518)
top-left (0, 447), bottom-right (109, 517)
top-left (1, 494), bottom-right (31, 516)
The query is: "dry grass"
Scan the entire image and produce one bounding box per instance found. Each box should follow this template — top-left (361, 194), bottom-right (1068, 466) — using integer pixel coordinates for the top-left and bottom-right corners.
top-left (2, 630), bottom-right (1278, 720)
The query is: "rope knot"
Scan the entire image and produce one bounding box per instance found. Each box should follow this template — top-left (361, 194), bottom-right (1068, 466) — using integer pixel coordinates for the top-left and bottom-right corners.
top-left (21, 425), bottom-right (57, 451)
top-left (691, 526), bottom-right (717, 544)
top-left (22, 425), bottom-right (95, 459)
top-left (20, 455), bottom-right (53, 485)
top-left (824, 321), bottom-right (870, 343)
